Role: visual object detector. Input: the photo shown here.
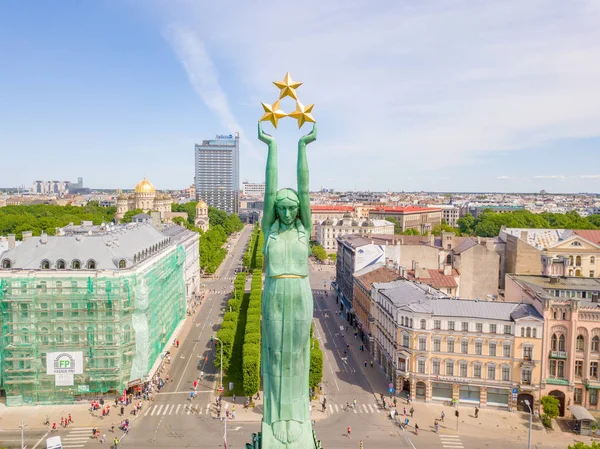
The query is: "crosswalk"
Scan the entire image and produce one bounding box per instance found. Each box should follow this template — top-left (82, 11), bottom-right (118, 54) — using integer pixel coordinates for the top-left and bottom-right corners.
top-left (61, 427), bottom-right (93, 448)
top-left (439, 434), bottom-right (464, 448)
top-left (143, 402), bottom-right (212, 417)
top-left (324, 403), bottom-right (381, 415)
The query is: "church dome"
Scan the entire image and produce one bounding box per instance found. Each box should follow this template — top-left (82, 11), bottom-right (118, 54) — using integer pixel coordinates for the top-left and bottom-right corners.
top-left (134, 178), bottom-right (156, 194)
top-left (197, 199), bottom-right (208, 209)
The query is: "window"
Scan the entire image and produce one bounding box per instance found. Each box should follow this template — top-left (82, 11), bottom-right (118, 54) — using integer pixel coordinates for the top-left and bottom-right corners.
top-left (504, 325), bottom-right (511, 335)
top-left (461, 340), bottom-right (469, 354)
top-left (559, 334), bottom-right (566, 351)
top-left (124, 325), bottom-right (131, 344)
top-left (434, 320), bottom-right (441, 330)
top-left (526, 327), bottom-right (532, 337)
top-left (532, 328), bottom-right (537, 338)
top-left (72, 327), bottom-right (79, 343)
top-left (503, 343), bottom-right (511, 358)
top-left (56, 303), bottom-right (63, 317)
top-left (551, 334), bottom-right (558, 351)
top-left (502, 365), bottom-right (510, 381)
top-left (420, 319), bottom-right (426, 330)
top-left (574, 388), bottom-right (583, 405)
top-left (592, 336), bottom-right (599, 352)
top-left (433, 338), bottom-right (441, 352)
top-left (523, 345), bottom-right (533, 360)
top-left (87, 326), bottom-right (95, 345)
top-left (40, 327), bottom-right (49, 345)
top-left (460, 362), bottom-right (468, 377)
top-left (476, 323), bottom-right (483, 333)
top-left (419, 337), bottom-right (426, 351)
top-left (403, 334), bottom-right (410, 348)
top-left (432, 360), bottom-right (441, 374)
top-left (475, 341), bottom-right (483, 355)
top-left (20, 303), bottom-right (28, 318)
top-left (71, 303), bottom-right (79, 317)
top-left (489, 342), bottom-right (497, 357)
top-left (490, 324), bottom-right (497, 334)
top-left (474, 364), bottom-right (482, 378)
top-left (553, 309), bottom-right (558, 319)
top-left (521, 328), bottom-right (525, 337)
top-left (106, 326), bottom-right (113, 343)
top-left (562, 311), bottom-right (567, 320)
top-left (418, 359), bottom-right (425, 374)
top-left (577, 335), bottom-right (585, 351)
top-left (446, 361), bottom-right (454, 376)
top-left (71, 259), bottom-right (81, 269)
top-left (57, 327), bottom-right (64, 344)
top-left (40, 303), bottom-right (48, 317)
top-left (41, 259), bottom-right (50, 270)
top-left (590, 362), bottom-right (598, 379)
top-left (1, 259), bottom-right (11, 268)
top-left (575, 360), bottom-right (583, 377)
top-left (591, 271), bottom-right (595, 278)
top-left (555, 360), bottom-right (565, 378)
top-left (592, 256), bottom-right (596, 265)
top-left (571, 241), bottom-right (583, 247)
top-left (592, 390), bottom-right (599, 406)
top-left (448, 321), bottom-right (455, 331)
top-left (86, 259), bottom-right (97, 270)
top-left (550, 360), bottom-right (557, 376)
top-left (447, 339), bottom-right (455, 353)
top-left (56, 281), bottom-right (63, 293)
top-left (462, 322), bottom-right (469, 331)
top-left (487, 365), bottom-right (496, 380)
top-left (521, 369), bottom-right (532, 384)
top-left (576, 255), bottom-right (582, 266)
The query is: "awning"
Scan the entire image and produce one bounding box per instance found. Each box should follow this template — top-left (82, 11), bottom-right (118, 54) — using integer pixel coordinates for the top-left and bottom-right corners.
top-left (569, 405), bottom-right (597, 422)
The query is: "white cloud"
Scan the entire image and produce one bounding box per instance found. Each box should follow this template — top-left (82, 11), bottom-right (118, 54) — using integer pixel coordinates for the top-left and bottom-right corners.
top-left (497, 176), bottom-right (510, 180)
top-left (533, 175), bottom-right (566, 180)
top-left (580, 175), bottom-right (600, 179)
top-left (151, 0), bottom-right (600, 189)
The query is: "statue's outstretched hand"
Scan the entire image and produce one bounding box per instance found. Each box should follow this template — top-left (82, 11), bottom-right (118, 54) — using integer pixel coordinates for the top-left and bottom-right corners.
top-left (299, 124), bottom-right (317, 145)
top-left (258, 121), bottom-right (275, 145)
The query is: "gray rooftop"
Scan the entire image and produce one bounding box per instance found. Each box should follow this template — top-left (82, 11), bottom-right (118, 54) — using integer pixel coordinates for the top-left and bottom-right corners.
top-left (374, 279), bottom-right (542, 321)
top-left (0, 223), bottom-right (195, 271)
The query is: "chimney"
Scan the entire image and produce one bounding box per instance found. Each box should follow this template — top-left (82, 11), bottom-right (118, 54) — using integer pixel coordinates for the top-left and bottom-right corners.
top-left (477, 236), bottom-right (481, 244)
top-left (414, 262), bottom-right (420, 278)
top-left (520, 230), bottom-right (528, 241)
top-left (444, 265), bottom-right (452, 276)
top-left (40, 232), bottom-right (48, 244)
top-left (22, 231), bottom-right (33, 241)
top-left (414, 269), bottom-right (419, 279)
top-left (8, 234), bottom-right (16, 250)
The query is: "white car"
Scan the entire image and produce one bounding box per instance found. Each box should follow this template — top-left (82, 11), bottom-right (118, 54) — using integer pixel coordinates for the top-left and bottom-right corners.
top-left (47, 436), bottom-right (62, 449)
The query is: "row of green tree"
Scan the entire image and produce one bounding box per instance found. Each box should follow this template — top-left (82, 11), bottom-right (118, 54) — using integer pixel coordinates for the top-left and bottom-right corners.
top-left (458, 210), bottom-right (600, 238)
top-left (309, 323), bottom-right (324, 394)
top-left (0, 203), bottom-right (117, 239)
top-left (214, 272), bottom-right (247, 373)
top-left (243, 226), bottom-right (264, 271)
top-left (242, 269), bottom-right (263, 397)
top-left (385, 217), bottom-right (460, 236)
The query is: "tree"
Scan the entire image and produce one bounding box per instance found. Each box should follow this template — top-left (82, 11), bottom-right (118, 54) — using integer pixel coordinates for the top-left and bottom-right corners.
top-left (401, 228), bottom-right (420, 236)
top-left (121, 209), bottom-right (143, 223)
top-left (172, 216), bottom-right (187, 227)
top-left (311, 244), bottom-right (327, 262)
top-left (540, 395), bottom-right (560, 428)
top-left (385, 217), bottom-right (401, 234)
top-left (457, 213), bottom-right (475, 235)
top-left (569, 443), bottom-right (600, 449)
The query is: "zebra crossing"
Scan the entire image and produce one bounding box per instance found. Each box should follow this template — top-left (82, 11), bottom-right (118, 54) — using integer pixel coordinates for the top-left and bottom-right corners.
top-left (324, 403), bottom-right (381, 415)
top-left (439, 434), bottom-right (464, 448)
top-left (61, 427), bottom-right (94, 448)
top-left (143, 402), bottom-right (212, 417)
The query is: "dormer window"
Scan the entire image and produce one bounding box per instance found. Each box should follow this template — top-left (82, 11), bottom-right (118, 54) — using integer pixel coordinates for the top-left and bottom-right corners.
top-left (86, 259), bottom-right (97, 270)
top-left (71, 259), bottom-right (81, 270)
top-left (119, 259), bottom-right (126, 269)
top-left (1, 259), bottom-right (11, 269)
top-left (56, 259), bottom-right (66, 270)
top-left (41, 259), bottom-right (50, 270)
top-left (571, 241), bottom-right (582, 247)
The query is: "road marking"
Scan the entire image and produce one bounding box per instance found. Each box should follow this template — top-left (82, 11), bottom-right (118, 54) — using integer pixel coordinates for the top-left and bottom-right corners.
top-left (354, 406), bottom-right (357, 414)
top-left (368, 404), bottom-right (374, 413)
top-left (196, 404), bottom-right (201, 414)
top-left (187, 405), bottom-right (192, 415)
top-left (63, 446), bottom-right (86, 448)
top-left (144, 407), bottom-right (151, 416)
top-left (176, 404), bottom-right (181, 414)
top-left (164, 404), bottom-right (173, 415)
top-left (334, 404), bottom-right (339, 412)
top-left (153, 404), bottom-right (163, 416)
top-left (362, 404), bottom-right (368, 413)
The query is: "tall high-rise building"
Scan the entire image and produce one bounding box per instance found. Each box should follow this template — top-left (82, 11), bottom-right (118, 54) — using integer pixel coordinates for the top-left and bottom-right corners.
top-left (194, 133), bottom-right (239, 214)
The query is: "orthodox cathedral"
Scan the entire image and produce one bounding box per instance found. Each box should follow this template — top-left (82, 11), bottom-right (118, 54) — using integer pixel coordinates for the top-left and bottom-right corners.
top-left (115, 178), bottom-right (172, 221)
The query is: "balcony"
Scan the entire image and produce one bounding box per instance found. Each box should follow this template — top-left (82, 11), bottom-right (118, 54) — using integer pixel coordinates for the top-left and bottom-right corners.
top-left (549, 350), bottom-right (567, 359)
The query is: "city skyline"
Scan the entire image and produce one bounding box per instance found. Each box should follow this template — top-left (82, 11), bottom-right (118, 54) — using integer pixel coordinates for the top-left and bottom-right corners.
top-left (2, 1), bottom-right (600, 193)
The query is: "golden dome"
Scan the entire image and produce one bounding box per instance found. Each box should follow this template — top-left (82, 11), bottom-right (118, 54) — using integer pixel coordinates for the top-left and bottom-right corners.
top-left (134, 178), bottom-right (156, 194)
top-left (196, 199), bottom-right (208, 209)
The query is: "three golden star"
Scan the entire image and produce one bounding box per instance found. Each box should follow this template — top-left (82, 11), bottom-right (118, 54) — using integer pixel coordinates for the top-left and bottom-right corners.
top-left (260, 99), bottom-right (287, 128)
top-left (260, 73), bottom-right (316, 128)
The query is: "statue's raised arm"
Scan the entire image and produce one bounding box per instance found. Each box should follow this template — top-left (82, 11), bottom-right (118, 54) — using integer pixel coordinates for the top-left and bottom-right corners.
top-left (259, 121), bottom-right (278, 234)
top-left (297, 124), bottom-right (316, 236)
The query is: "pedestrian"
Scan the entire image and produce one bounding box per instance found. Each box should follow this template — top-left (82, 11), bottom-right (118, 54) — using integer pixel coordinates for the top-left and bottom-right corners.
top-left (364, 360), bottom-right (367, 368)
top-left (68, 414), bottom-right (73, 424)
top-left (176, 339), bottom-right (180, 348)
top-left (475, 406), bottom-right (479, 418)
top-left (353, 398), bottom-right (357, 409)
top-left (405, 417), bottom-right (409, 427)
top-left (393, 398), bottom-right (397, 408)
top-left (441, 411), bottom-right (445, 422)
top-left (434, 420), bottom-right (439, 433)
top-left (111, 424), bottom-right (115, 433)
top-left (359, 440), bottom-right (364, 449)
top-left (255, 391), bottom-right (261, 400)
top-left (403, 407), bottom-right (406, 416)
top-left (233, 394), bottom-right (236, 403)
top-left (120, 406), bottom-right (124, 416)
top-left (101, 433), bottom-right (106, 444)
top-left (114, 437), bottom-right (119, 448)
top-left (190, 391), bottom-right (195, 400)
top-left (414, 423), bottom-right (419, 435)
top-left (347, 426), bottom-right (351, 438)
top-left (410, 406), bottom-right (414, 417)
top-left (370, 360), bottom-right (374, 368)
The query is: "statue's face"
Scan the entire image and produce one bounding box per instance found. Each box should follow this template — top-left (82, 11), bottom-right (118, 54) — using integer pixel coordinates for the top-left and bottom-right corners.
top-left (276, 197), bottom-right (299, 225)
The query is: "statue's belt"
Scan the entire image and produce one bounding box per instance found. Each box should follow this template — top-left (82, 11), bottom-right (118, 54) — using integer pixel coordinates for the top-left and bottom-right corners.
top-left (270, 274), bottom-right (307, 279)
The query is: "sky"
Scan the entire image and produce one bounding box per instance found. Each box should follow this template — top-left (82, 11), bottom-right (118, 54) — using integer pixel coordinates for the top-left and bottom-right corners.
top-left (1, 0), bottom-right (600, 194)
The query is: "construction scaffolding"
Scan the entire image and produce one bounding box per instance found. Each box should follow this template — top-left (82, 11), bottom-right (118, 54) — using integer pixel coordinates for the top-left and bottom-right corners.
top-left (0, 245), bottom-right (186, 406)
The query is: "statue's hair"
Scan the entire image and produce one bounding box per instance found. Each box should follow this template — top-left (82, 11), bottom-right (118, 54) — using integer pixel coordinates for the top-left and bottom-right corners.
top-left (275, 188), bottom-right (299, 204)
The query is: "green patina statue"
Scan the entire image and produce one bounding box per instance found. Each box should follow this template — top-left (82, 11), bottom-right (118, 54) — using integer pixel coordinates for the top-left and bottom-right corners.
top-left (258, 120), bottom-right (317, 449)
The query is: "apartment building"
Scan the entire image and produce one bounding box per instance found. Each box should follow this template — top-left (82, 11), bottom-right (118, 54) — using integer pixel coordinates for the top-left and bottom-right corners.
top-left (505, 274), bottom-right (600, 415)
top-left (372, 280), bottom-right (543, 411)
top-left (369, 206), bottom-right (442, 234)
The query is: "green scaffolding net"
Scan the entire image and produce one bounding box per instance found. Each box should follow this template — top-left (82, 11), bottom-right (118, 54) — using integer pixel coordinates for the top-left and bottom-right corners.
top-left (0, 245), bottom-right (186, 406)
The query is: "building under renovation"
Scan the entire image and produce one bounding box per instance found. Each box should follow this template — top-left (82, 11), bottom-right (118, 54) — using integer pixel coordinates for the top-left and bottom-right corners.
top-left (0, 222), bottom-right (199, 406)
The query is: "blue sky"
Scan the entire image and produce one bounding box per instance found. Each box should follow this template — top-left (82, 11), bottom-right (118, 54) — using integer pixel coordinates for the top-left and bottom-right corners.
top-left (2, 0), bottom-right (600, 194)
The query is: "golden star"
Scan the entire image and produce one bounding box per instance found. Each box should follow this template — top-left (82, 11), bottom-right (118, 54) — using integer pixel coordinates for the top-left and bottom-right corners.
top-left (260, 99), bottom-right (287, 128)
top-left (288, 100), bottom-right (316, 128)
top-left (273, 73), bottom-right (303, 100)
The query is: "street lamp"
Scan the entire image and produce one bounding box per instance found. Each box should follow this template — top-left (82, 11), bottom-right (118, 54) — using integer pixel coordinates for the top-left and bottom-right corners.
top-left (524, 399), bottom-right (532, 449)
top-left (211, 336), bottom-right (224, 390)
top-left (18, 419), bottom-right (27, 449)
